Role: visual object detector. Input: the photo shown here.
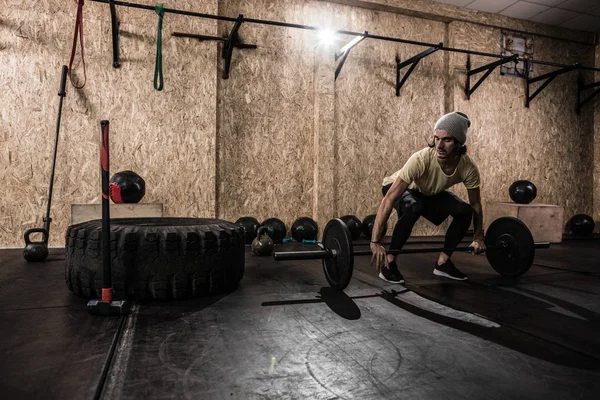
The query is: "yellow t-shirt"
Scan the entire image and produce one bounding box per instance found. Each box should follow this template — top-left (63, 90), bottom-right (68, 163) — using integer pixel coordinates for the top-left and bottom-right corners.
top-left (382, 147), bottom-right (480, 195)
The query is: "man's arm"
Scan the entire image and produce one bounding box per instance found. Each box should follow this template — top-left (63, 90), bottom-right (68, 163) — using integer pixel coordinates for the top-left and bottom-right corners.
top-left (370, 177), bottom-right (410, 271)
top-left (467, 187), bottom-right (485, 253)
top-left (371, 178), bottom-right (410, 243)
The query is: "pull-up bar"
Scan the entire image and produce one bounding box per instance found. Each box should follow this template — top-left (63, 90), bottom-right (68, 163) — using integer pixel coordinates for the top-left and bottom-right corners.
top-left (90, 0), bottom-right (599, 71)
top-left (87, 0), bottom-right (600, 110)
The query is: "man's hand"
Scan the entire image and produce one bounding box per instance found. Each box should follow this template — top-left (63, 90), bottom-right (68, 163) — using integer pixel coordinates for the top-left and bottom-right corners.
top-left (370, 242), bottom-right (388, 272)
top-left (470, 238), bottom-right (486, 255)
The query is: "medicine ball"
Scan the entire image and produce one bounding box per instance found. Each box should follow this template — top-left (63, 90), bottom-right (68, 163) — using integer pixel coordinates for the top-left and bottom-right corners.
top-left (569, 214), bottom-right (595, 236)
top-left (235, 216), bottom-right (260, 244)
top-left (509, 180), bottom-right (537, 204)
top-left (291, 217), bottom-right (318, 242)
top-left (110, 170), bottom-right (146, 203)
top-left (260, 217), bottom-right (287, 243)
top-left (340, 215), bottom-right (362, 240)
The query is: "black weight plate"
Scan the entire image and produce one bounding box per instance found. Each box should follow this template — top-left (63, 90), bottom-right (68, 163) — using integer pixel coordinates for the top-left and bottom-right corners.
top-left (485, 217), bottom-right (534, 277)
top-left (322, 218), bottom-right (354, 290)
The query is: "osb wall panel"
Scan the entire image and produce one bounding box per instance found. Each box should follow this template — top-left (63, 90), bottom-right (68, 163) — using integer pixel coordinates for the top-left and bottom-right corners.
top-left (218, 0), bottom-right (596, 237)
top-left (1, 1), bottom-right (218, 246)
top-left (217, 47), bottom-right (315, 229)
top-left (217, 0), bottom-right (321, 233)
top-left (334, 9), bottom-right (447, 236)
top-left (2, 0), bottom-right (597, 247)
top-left (312, 45), bottom-right (337, 229)
top-left (216, 0), bottom-right (448, 237)
top-left (447, 21), bottom-right (595, 232)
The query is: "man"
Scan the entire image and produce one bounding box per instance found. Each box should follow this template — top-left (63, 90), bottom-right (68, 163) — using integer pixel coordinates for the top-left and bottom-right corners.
top-left (370, 111), bottom-right (485, 283)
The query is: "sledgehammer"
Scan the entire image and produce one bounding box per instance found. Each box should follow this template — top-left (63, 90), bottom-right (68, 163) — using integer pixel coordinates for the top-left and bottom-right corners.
top-left (86, 120), bottom-right (130, 316)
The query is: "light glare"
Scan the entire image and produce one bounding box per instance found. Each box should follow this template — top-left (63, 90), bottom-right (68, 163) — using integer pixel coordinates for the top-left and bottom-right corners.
top-left (318, 29), bottom-right (335, 46)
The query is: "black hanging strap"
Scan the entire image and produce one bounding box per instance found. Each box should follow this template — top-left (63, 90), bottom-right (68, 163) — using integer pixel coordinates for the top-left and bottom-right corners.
top-left (109, 0), bottom-right (120, 68)
top-left (154, 4), bottom-right (165, 91)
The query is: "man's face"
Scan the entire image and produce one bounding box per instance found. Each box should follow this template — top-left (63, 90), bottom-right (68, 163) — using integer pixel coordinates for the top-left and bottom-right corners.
top-left (433, 129), bottom-right (457, 160)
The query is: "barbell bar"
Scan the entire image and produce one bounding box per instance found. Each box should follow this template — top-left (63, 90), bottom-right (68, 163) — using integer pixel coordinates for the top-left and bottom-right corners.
top-left (275, 241), bottom-right (550, 259)
top-left (273, 216), bottom-right (550, 291)
top-left (354, 242), bottom-right (550, 256)
top-left (353, 238), bottom-right (472, 246)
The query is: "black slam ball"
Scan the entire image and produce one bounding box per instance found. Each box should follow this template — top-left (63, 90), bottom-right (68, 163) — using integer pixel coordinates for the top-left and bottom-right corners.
top-left (236, 216), bottom-right (260, 244)
top-left (291, 217), bottom-right (318, 242)
top-left (509, 180), bottom-right (537, 204)
top-left (109, 170), bottom-right (146, 203)
top-left (569, 214), bottom-right (595, 236)
top-left (361, 214), bottom-right (377, 239)
top-left (260, 218), bottom-right (287, 244)
top-left (340, 215), bottom-right (362, 241)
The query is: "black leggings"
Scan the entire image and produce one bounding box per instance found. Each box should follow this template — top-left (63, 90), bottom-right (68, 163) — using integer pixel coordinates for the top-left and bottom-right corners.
top-left (382, 185), bottom-right (473, 257)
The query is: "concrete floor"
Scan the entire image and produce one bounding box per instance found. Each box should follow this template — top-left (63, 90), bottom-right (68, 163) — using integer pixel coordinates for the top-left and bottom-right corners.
top-left (1, 236), bottom-right (599, 399)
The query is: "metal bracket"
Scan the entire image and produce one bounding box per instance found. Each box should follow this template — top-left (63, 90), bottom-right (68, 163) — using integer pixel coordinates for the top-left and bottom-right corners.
top-left (171, 14), bottom-right (257, 80)
top-left (222, 14), bottom-right (255, 79)
top-left (109, 0), bottom-right (120, 68)
top-left (172, 32), bottom-right (227, 41)
top-left (525, 62), bottom-right (578, 107)
top-left (465, 54), bottom-right (517, 100)
top-left (334, 31), bottom-right (368, 81)
top-left (396, 43), bottom-right (442, 97)
top-left (576, 71), bottom-right (600, 114)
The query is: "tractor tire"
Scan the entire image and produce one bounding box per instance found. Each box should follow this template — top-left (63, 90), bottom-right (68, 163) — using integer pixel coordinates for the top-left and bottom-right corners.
top-left (64, 218), bottom-right (245, 300)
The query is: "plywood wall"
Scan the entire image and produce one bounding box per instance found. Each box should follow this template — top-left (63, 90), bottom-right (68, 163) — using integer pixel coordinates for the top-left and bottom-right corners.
top-left (216, 0), bottom-right (317, 230)
top-left (1, 1), bottom-right (219, 247)
top-left (0, 0), bottom-right (597, 247)
top-left (447, 21), bottom-right (595, 233)
top-left (332, 9), bottom-right (448, 236)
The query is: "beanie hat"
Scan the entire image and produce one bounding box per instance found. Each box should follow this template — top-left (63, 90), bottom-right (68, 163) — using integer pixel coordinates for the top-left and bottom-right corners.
top-left (433, 112), bottom-right (471, 145)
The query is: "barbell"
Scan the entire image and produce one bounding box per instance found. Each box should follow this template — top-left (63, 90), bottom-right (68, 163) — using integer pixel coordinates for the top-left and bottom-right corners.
top-left (273, 216), bottom-right (550, 290)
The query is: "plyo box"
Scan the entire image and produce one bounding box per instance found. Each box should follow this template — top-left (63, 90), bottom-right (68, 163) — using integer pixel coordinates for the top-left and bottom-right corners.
top-left (71, 203), bottom-right (164, 225)
top-left (486, 202), bottom-right (564, 244)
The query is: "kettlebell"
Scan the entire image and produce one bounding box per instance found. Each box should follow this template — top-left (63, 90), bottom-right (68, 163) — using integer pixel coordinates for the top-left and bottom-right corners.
top-left (252, 227), bottom-right (274, 256)
top-left (23, 228), bottom-right (49, 262)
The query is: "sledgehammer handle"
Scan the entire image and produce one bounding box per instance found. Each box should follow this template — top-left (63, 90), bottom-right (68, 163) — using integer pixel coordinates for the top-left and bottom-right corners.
top-left (100, 120), bottom-right (112, 301)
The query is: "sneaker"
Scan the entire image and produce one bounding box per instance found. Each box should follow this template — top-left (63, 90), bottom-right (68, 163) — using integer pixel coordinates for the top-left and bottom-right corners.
top-left (433, 259), bottom-right (468, 281)
top-left (379, 261), bottom-right (405, 284)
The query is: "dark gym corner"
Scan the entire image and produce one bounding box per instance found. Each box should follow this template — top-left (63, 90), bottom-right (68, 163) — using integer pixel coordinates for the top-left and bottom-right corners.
top-left (2, 1), bottom-right (600, 399)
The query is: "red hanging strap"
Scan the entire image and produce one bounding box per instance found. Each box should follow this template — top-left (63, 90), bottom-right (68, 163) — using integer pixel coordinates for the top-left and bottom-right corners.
top-left (69, 0), bottom-right (86, 89)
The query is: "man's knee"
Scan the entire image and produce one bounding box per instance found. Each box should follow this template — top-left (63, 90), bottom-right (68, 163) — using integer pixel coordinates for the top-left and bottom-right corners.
top-left (454, 202), bottom-right (473, 217)
top-left (402, 203), bottom-right (424, 219)
top-left (402, 196), bottom-right (425, 216)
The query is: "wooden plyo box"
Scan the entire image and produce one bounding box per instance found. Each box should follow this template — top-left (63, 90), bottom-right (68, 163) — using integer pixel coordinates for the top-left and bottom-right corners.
top-left (71, 203), bottom-right (164, 225)
top-left (486, 202), bottom-right (564, 243)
